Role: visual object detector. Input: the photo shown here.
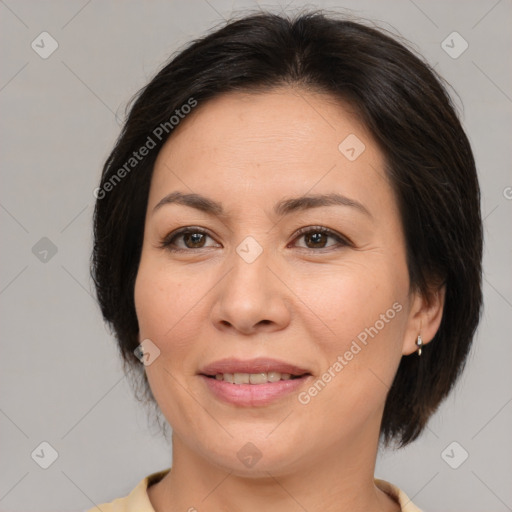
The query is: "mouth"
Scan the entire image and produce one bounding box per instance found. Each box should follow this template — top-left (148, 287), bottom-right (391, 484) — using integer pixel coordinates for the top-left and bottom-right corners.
top-left (199, 357), bottom-right (312, 382)
top-left (203, 371), bottom-right (308, 384)
top-left (198, 358), bottom-right (312, 406)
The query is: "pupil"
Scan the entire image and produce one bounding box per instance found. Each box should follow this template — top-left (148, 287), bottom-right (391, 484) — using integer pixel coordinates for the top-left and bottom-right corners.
top-left (308, 232), bottom-right (325, 248)
top-left (187, 233), bottom-right (204, 247)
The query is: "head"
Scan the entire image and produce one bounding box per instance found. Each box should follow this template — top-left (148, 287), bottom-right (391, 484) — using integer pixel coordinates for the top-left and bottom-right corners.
top-left (92, 11), bottom-right (482, 471)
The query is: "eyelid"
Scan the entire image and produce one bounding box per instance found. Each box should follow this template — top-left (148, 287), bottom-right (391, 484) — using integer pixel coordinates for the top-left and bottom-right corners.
top-left (158, 226), bottom-right (215, 250)
top-left (159, 225), bottom-right (352, 252)
top-left (290, 225), bottom-right (352, 249)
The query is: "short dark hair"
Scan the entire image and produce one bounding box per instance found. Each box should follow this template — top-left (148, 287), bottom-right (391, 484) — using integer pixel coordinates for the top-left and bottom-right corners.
top-left (91, 10), bottom-right (483, 447)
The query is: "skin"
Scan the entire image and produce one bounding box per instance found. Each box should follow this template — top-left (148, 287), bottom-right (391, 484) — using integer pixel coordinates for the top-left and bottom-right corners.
top-left (134, 87), bottom-right (445, 512)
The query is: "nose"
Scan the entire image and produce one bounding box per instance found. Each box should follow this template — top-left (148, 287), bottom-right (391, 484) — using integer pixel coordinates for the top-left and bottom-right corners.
top-left (210, 245), bottom-right (291, 336)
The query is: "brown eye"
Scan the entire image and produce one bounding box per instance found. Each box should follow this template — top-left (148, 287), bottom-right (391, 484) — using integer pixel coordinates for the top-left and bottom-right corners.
top-left (304, 231), bottom-right (329, 248)
top-left (160, 225), bottom-right (350, 253)
top-left (160, 227), bottom-right (219, 252)
top-left (292, 226), bottom-right (350, 250)
top-left (182, 232), bottom-right (207, 248)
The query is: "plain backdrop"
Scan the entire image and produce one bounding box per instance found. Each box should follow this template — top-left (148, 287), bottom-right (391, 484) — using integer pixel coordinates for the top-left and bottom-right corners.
top-left (1, 1), bottom-right (511, 511)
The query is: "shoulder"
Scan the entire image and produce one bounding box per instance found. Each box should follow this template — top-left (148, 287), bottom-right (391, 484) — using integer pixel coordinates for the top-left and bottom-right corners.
top-left (84, 469), bottom-right (170, 512)
top-left (375, 478), bottom-right (424, 512)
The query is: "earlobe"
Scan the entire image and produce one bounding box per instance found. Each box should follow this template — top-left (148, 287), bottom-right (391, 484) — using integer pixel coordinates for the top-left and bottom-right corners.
top-left (402, 284), bottom-right (446, 356)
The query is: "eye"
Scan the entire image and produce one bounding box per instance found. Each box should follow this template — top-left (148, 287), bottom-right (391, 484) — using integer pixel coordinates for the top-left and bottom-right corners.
top-left (290, 226), bottom-right (351, 250)
top-left (159, 227), bottom-right (219, 252)
top-left (159, 225), bottom-right (351, 253)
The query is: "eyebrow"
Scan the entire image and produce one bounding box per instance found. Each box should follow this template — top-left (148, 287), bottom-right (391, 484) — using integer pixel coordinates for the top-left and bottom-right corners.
top-left (152, 191), bottom-right (372, 218)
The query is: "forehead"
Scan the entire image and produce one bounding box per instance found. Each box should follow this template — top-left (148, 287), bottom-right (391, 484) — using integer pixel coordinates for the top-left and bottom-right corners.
top-left (149, 87), bottom-right (390, 214)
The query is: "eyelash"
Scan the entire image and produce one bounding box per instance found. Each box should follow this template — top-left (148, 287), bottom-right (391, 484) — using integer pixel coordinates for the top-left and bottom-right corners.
top-left (159, 225), bottom-right (352, 253)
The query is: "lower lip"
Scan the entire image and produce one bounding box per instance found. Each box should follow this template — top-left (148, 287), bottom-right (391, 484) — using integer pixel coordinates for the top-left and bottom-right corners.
top-left (200, 375), bottom-right (310, 406)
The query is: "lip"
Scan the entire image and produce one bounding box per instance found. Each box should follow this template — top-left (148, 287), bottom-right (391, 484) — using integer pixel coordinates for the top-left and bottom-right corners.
top-left (199, 357), bottom-right (311, 376)
top-left (199, 358), bottom-right (312, 407)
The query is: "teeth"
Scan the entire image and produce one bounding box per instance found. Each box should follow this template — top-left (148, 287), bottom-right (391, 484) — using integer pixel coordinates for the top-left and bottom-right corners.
top-left (223, 373), bottom-right (234, 384)
top-left (249, 373), bottom-right (267, 384)
top-left (234, 373), bottom-right (250, 384)
top-left (213, 372), bottom-right (295, 384)
top-left (267, 371), bottom-right (281, 382)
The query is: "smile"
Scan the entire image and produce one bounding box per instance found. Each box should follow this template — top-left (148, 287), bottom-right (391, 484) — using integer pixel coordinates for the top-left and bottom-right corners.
top-left (209, 372), bottom-right (303, 384)
top-left (199, 357), bottom-right (312, 406)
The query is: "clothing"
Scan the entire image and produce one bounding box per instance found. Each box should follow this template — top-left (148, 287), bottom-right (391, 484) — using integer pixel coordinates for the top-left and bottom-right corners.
top-left (85, 468), bottom-right (423, 511)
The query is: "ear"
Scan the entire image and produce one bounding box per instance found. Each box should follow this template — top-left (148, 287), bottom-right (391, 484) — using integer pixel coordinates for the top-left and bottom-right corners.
top-left (402, 283), bottom-right (446, 356)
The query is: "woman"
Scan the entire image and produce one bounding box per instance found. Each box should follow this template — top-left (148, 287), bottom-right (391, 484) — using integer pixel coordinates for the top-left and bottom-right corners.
top-left (89, 10), bottom-right (482, 512)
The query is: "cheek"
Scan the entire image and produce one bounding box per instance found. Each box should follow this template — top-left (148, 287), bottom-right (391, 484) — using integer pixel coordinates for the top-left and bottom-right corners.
top-left (133, 257), bottom-right (221, 379)
top-left (134, 260), bottom-right (196, 342)
top-left (299, 260), bottom-right (407, 347)
top-left (134, 261), bottom-right (203, 423)
top-left (297, 262), bottom-right (408, 409)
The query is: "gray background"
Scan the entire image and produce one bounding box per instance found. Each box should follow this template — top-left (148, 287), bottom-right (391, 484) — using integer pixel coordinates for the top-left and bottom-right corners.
top-left (0, 0), bottom-right (511, 510)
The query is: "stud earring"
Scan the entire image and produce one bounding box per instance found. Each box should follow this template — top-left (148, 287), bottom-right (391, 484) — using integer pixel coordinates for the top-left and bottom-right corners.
top-left (416, 334), bottom-right (423, 356)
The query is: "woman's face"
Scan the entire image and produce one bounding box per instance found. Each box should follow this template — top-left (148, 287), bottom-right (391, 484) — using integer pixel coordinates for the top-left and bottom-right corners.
top-left (134, 88), bottom-right (423, 475)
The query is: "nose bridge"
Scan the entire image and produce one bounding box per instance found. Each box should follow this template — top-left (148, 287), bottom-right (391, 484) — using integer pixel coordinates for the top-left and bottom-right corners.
top-left (218, 209), bottom-right (276, 290)
top-left (212, 233), bottom-right (289, 333)
top-left (228, 234), bottom-right (271, 295)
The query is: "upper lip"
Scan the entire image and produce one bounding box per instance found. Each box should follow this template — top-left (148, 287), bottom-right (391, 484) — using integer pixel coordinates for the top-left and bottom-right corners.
top-left (199, 358), bottom-right (311, 376)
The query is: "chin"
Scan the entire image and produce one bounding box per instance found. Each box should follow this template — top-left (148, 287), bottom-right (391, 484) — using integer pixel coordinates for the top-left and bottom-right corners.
top-left (199, 436), bottom-right (307, 478)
